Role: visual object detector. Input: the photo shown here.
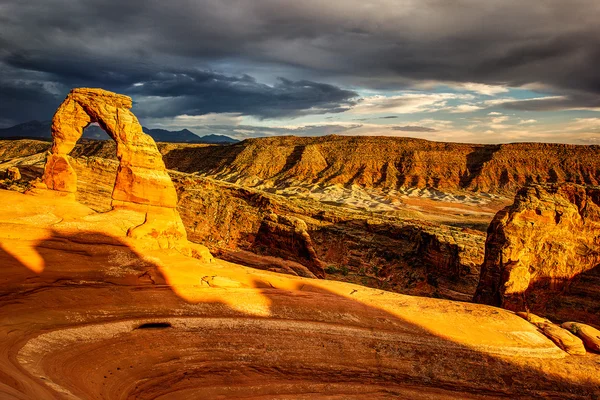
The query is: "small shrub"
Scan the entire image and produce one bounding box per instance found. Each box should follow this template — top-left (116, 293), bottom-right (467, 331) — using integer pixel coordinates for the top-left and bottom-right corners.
top-left (325, 265), bottom-right (339, 274)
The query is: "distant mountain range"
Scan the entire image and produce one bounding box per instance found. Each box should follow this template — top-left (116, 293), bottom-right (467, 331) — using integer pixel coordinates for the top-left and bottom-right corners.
top-left (0, 120), bottom-right (239, 144)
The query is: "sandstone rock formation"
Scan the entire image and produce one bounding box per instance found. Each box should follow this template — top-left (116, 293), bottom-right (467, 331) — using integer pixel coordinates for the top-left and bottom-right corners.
top-left (253, 213), bottom-right (326, 278)
top-left (159, 135), bottom-right (600, 194)
top-left (0, 139), bottom-right (488, 299)
top-left (562, 322), bottom-right (600, 353)
top-left (5, 136), bottom-right (600, 196)
top-left (5, 166), bottom-right (20, 180)
top-left (1, 188), bottom-right (600, 398)
top-left (474, 183), bottom-right (600, 326)
top-left (38, 88), bottom-right (189, 251)
top-left (517, 312), bottom-right (586, 355)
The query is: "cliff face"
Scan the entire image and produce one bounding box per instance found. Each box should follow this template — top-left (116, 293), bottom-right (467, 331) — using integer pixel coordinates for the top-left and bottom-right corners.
top-left (173, 174), bottom-right (485, 300)
top-left (158, 136), bottom-right (600, 194)
top-left (3, 137), bottom-right (599, 303)
top-left (474, 183), bottom-right (600, 326)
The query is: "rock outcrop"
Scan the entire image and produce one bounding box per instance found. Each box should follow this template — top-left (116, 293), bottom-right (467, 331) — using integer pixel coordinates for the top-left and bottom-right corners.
top-left (474, 183), bottom-right (600, 326)
top-left (0, 138), bottom-right (487, 299)
top-left (562, 322), bottom-right (600, 353)
top-left (4, 136), bottom-right (600, 196)
top-left (37, 88), bottom-right (189, 251)
top-left (517, 312), bottom-right (587, 355)
top-left (5, 167), bottom-right (20, 180)
top-left (253, 213), bottom-right (326, 278)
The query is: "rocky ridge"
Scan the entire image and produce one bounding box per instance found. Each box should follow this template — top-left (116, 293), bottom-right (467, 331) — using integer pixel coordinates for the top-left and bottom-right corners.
top-left (158, 135), bottom-right (600, 194)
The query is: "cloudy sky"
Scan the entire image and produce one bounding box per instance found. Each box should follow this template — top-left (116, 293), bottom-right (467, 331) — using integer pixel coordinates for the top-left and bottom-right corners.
top-left (1, 0), bottom-right (599, 143)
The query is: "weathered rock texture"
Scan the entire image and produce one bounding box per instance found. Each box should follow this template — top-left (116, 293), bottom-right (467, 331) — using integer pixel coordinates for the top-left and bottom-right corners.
top-left (5, 167), bottom-right (20, 180)
top-left (39, 88), bottom-right (188, 251)
top-left (5, 136), bottom-right (600, 196)
top-left (517, 312), bottom-right (587, 355)
top-left (1, 189), bottom-right (600, 399)
top-left (475, 183), bottom-right (600, 326)
top-left (253, 213), bottom-right (326, 278)
top-left (562, 322), bottom-right (600, 353)
top-left (43, 88), bottom-right (177, 207)
top-left (0, 139), bottom-right (487, 299)
top-left (158, 135), bottom-right (600, 194)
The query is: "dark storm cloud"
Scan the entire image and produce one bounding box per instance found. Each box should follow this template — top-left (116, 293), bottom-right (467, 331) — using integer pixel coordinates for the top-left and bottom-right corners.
top-left (129, 71), bottom-right (358, 119)
top-left (392, 126), bottom-right (437, 132)
top-left (1, 0), bottom-right (600, 123)
top-left (499, 93), bottom-right (600, 112)
top-left (0, 79), bottom-right (62, 127)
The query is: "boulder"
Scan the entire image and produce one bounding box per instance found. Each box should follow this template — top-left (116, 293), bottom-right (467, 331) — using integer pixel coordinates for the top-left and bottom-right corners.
top-left (562, 322), bottom-right (600, 353)
top-left (253, 212), bottom-right (326, 278)
top-left (537, 323), bottom-right (587, 356)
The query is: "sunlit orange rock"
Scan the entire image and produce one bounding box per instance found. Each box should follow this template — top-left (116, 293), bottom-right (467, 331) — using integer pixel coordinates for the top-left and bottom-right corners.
top-left (39, 88), bottom-right (189, 251)
top-left (562, 322), bottom-right (600, 353)
top-left (517, 312), bottom-right (586, 355)
top-left (475, 183), bottom-right (600, 325)
top-left (5, 166), bottom-right (21, 180)
top-left (1, 188), bottom-right (600, 398)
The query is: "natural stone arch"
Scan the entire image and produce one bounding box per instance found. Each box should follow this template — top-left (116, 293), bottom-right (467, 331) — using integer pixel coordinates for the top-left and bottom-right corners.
top-left (40, 88), bottom-right (196, 253)
top-left (43, 88), bottom-right (177, 208)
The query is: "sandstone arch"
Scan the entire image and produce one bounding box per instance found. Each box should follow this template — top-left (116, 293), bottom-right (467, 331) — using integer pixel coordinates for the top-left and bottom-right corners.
top-left (41, 88), bottom-right (190, 251)
top-left (43, 88), bottom-right (177, 208)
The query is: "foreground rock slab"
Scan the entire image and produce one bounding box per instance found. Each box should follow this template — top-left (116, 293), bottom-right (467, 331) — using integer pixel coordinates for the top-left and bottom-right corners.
top-left (0, 190), bottom-right (599, 399)
top-left (516, 312), bottom-right (586, 355)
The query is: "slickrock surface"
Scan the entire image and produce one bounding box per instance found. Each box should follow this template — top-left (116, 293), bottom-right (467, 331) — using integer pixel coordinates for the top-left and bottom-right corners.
top-left (475, 183), bottom-right (600, 326)
top-left (517, 313), bottom-right (587, 356)
top-left (1, 189), bottom-right (600, 399)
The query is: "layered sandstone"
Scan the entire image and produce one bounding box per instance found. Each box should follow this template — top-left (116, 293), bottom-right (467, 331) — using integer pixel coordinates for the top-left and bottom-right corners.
top-left (252, 213), bottom-right (326, 278)
top-left (562, 322), bottom-right (600, 353)
top-left (1, 189), bottom-right (600, 399)
top-left (474, 183), bottom-right (600, 326)
top-left (157, 135), bottom-right (600, 194)
top-left (4, 137), bottom-right (600, 196)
